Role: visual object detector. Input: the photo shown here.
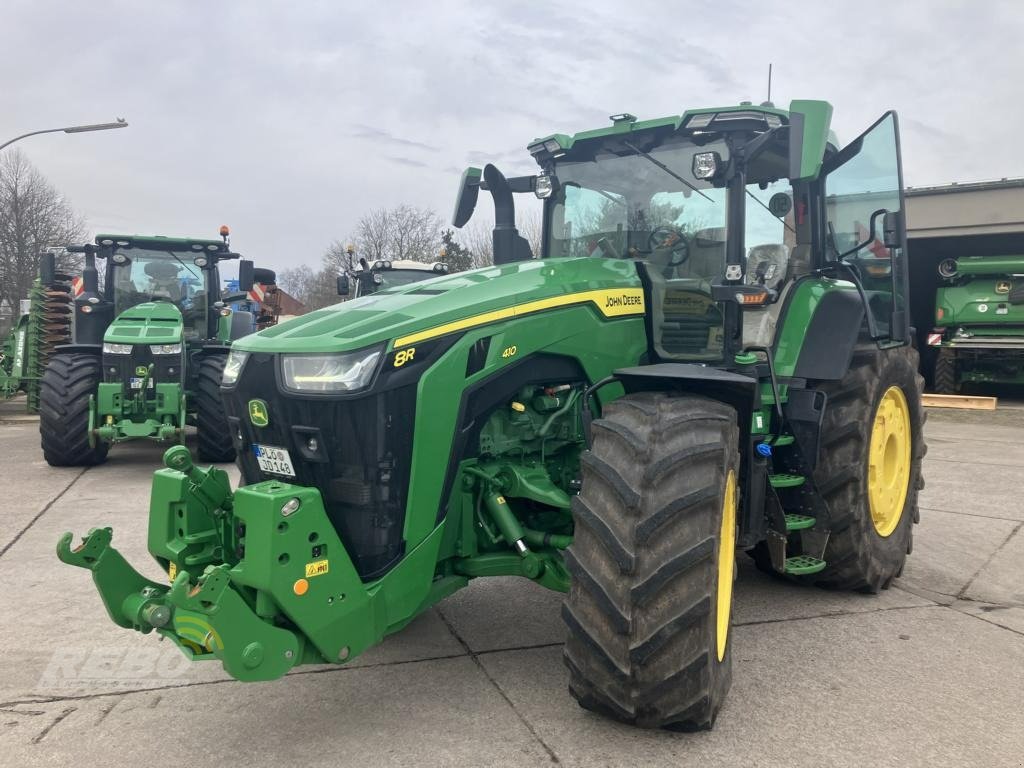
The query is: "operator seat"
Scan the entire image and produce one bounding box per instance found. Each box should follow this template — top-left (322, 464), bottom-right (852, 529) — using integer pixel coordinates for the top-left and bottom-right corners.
top-left (144, 261), bottom-right (182, 301)
top-left (745, 244), bottom-right (789, 290)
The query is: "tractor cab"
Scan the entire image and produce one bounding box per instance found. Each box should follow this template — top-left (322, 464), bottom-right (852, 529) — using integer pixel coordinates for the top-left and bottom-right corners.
top-left (340, 257), bottom-right (451, 298)
top-left (454, 103), bottom-right (910, 362)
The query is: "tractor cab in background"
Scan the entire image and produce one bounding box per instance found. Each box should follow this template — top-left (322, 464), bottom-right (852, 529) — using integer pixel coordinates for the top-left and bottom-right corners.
top-left (337, 255), bottom-right (450, 299)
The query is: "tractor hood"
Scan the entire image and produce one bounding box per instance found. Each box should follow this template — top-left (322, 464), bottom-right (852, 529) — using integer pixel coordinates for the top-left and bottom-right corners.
top-left (104, 301), bottom-right (184, 345)
top-left (238, 256), bottom-right (643, 354)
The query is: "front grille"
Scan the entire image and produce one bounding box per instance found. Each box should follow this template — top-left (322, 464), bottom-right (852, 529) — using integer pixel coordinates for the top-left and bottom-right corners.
top-left (222, 352), bottom-right (415, 581)
top-left (102, 345), bottom-right (181, 388)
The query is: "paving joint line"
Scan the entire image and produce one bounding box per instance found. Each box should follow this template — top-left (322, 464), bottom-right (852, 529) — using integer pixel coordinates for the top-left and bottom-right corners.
top-left (0, 467), bottom-right (88, 560)
top-left (0, 639), bottom-right (572, 709)
top-left (956, 520), bottom-right (1023, 600)
top-left (917, 505), bottom-right (1023, 523)
top-left (732, 602), bottom-right (939, 628)
top-left (436, 608), bottom-right (561, 764)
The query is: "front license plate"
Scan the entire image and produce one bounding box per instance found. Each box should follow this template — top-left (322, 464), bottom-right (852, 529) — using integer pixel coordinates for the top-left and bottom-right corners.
top-left (253, 444), bottom-right (296, 477)
top-left (129, 377), bottom-right (154, 389)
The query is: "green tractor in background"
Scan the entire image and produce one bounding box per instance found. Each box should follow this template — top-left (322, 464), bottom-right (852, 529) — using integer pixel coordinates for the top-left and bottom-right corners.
top-left (59, 101), bottom-right (924, 730)
top-left (928, 254), bottom-right (1024, 393)
top-left (40, 228), bottom-right (272, 465)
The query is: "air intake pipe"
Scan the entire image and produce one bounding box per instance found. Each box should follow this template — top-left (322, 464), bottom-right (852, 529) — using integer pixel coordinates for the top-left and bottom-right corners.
top-left (484, 164), bottom-right (534, 266)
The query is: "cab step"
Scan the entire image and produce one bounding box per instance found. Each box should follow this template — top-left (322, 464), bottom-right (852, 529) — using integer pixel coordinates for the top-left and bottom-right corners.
top-left (767, 434), bottom-right (795, 446)
top-left (784, 513), bottom-right (816, 531)
top-left (769, 473), bottom-right (806, 489)
top-left (784, 555), bottom-right (827, 575)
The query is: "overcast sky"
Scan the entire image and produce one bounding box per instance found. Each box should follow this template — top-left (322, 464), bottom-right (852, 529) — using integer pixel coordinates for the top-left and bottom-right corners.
top-left (2, 1), bottom-right (1021, 276)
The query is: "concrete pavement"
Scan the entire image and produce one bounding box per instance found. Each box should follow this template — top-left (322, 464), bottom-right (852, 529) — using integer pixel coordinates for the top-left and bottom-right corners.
top-left (1, 396), bottom-right (1021, 767)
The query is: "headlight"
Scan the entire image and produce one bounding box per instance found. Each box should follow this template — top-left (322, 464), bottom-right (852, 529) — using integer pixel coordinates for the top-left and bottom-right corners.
top-left (534, 174), bottom-right (555, 199)
top-left (281, 346), bottom-right (382, 393)
top-left (222, 349), bottom-right (249, 386)
top-left (692, 151), bottom-right (721, 180)
top-left (102, 343), bottom-right (132, 354)
top-left (150, 343), bottom-right (182, 355)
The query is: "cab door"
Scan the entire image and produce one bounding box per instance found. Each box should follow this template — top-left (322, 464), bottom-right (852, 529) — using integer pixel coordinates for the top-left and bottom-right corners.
top-left (821, 112), bottom-right (910, 343)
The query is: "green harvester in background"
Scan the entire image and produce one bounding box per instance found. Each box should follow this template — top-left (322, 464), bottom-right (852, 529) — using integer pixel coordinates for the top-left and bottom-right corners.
top-left (40, 227), bottom-right (273, 465)
top-left (929, 254), bottom-right (1024, 392)
top-left (60, 101), bottom-right (925, 730)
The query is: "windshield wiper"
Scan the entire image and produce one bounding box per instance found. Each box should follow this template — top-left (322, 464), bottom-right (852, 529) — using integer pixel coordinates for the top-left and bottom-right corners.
top-left (745, 189), bottom-right (796, 233)
top-left (168, 251), bottom-right (199, 279)
top-left (622, 140), bottom-right (713, 202)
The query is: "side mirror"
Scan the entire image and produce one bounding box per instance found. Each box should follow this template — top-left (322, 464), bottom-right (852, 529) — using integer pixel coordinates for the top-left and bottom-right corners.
top-left (337, 274), bottom-right (350, 296)
top-left (238, 260), bottom-right (254, 292)
top-left (452, 166), bottom-right (482, 228)
top-left (883, 210), bottom-right (903, 248)
top-left (38, 252), bottom-right (55, 286)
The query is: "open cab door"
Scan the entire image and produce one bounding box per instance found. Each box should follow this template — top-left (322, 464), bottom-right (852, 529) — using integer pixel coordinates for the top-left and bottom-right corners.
top-left (822, 112), bottom-right (910, 344)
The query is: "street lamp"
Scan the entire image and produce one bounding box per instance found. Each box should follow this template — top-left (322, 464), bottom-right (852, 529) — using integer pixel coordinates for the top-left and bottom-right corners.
top-left (0, 118), bottom-right (128, 152)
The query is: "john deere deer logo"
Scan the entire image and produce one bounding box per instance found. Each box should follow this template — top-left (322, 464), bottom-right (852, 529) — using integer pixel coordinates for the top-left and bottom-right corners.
top-left (248, 399), bottom-right (269, 427)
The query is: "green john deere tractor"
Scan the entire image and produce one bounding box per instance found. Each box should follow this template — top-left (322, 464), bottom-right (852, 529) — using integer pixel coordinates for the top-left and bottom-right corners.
top-left (928, 254), bottom-right (1024, 392)
top-left (59, 101), bottom-right (924, 730)
top-left (40, 229), bottom-right (271, 466)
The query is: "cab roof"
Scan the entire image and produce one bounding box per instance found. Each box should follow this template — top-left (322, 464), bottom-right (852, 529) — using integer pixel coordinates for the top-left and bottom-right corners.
top-left (94, 234), bottom-right (228, 251)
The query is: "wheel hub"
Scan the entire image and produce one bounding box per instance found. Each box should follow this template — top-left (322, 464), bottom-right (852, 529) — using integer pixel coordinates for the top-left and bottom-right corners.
top-left (868, 386), bottom-right (912, 537)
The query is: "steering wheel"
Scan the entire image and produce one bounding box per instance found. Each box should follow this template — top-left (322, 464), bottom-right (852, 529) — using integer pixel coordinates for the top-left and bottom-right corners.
top-left (648, 226), bottom-right (690, 267)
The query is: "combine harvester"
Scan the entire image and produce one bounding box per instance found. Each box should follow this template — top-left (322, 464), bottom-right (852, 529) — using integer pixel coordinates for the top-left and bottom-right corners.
top-left (929, 253), bottom-right (1024, 396)
top-left (60, 101), bottom-right (924, 730)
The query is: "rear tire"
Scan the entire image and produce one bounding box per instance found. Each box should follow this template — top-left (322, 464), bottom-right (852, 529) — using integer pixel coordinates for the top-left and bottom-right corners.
top-left (933, 348), bottom-right (956, 394)
top-left (805, 344), bottom-right (925, 592)
top-left (39, 352), bottom-right (108, 467)
top-left (564, 393), bottom-right (738, 730)
top-left (195, 355), bottom-right (235, 463)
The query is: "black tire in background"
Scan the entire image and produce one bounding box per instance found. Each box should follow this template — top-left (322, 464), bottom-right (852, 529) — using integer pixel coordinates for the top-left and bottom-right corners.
top-left (564, 392), bottom-right (739, 730)
top-left (806, 344), bottom-right (925, 592)
top-left (39, 352), bottom-right (109, 467)
top-left (194, 355), bottom-right (235, 463)
top-left (933, 348), bottom-right (957, 395)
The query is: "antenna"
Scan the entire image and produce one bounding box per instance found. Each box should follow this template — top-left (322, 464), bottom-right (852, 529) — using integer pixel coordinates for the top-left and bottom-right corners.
top-left (767, 63), bottom-right (773, 103)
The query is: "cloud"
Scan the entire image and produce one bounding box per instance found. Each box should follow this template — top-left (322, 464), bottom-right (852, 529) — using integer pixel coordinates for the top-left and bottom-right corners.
top-left (350, 125), bottom-right (439, 153)
top-left (0, 1), bottom-right (1022, 273)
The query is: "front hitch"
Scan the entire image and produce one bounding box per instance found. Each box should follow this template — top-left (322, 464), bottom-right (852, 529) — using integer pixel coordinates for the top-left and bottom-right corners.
top-left (56, 445), bottom-right (405, 682)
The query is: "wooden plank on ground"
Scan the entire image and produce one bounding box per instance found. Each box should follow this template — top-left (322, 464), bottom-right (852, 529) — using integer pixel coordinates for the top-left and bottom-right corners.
top-left (922, 393), bottom-right (998, 410)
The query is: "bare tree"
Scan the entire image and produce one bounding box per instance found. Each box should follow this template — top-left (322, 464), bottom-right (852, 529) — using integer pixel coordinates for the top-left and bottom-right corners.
top-left (278, 264), bottom-right (338, 311)
top-left (352, 205), bottom-right (443, 264)
top-left (456, 208), bottom-right (543, 268)
top-left (0, 150), bottom-right (86, 316)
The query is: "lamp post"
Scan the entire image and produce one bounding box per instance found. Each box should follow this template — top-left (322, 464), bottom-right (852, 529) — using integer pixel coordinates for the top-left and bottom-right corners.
top-left (0, 118), bottom-right (128, 152)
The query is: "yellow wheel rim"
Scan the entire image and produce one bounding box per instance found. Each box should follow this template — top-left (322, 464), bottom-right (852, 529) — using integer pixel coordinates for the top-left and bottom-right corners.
top-left (868, 386), bottom-right (912, 537)
top-left (716, 470), bottom-right (737, 662)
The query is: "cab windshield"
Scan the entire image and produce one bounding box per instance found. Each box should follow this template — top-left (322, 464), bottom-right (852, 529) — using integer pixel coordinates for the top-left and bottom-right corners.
top-left (110, 249), bottom-right (211, 337)
top-left (548, 137), bottom-right (729, 280)
top-left (379, 269), bottom-right (433, 287)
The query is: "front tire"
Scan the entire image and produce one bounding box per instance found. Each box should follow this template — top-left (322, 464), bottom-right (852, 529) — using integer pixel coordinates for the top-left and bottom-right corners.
top-left (39, 352), bottom-right (108, 467)
top-left (194, 355), bottom-right (235, 463)
top-left (564, 393), bottom-right (738, 730)
top-left (807, 344), bottom-right (925, 592)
